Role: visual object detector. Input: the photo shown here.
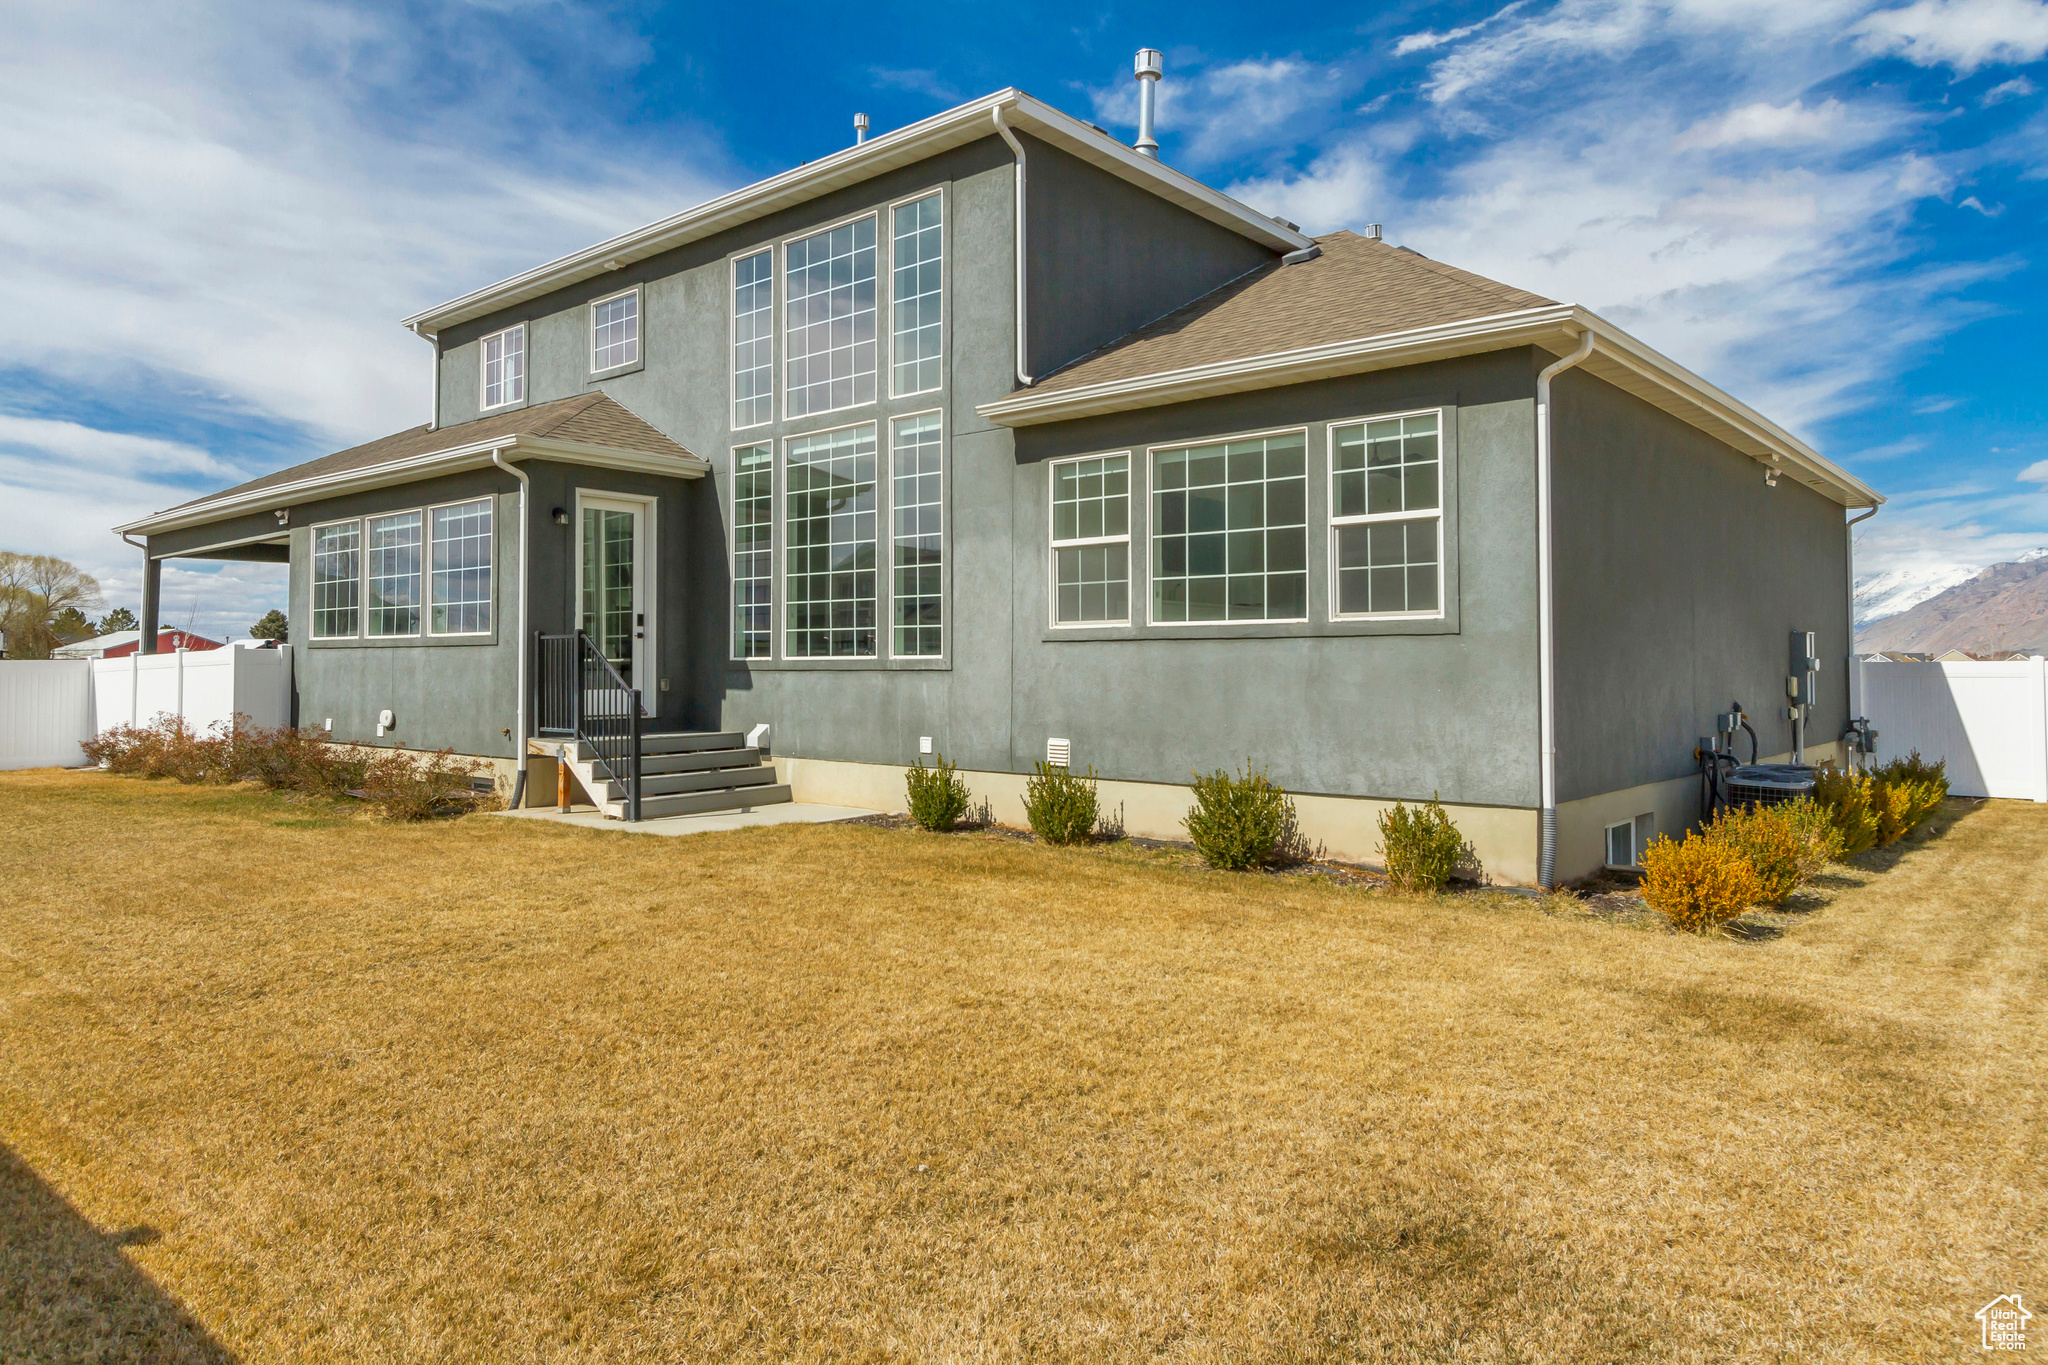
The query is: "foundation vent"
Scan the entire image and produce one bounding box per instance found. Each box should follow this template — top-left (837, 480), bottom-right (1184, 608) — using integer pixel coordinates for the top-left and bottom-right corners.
top-left (1046, 737), bottom-right (1071, 768)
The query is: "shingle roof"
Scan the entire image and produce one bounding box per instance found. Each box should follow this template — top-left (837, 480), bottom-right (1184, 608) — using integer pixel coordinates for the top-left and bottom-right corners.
top-left (1029, 230), bottom-right (1557, 395)
top-left (169, 393), bottom-right (694, 512)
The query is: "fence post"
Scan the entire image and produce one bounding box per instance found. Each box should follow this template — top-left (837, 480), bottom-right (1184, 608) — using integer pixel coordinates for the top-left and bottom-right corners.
top-left (2037, 655), bottom-right (2048, 804)
top-left (174, 646), bottom-right (186, 722)
top-left (129, 649), bottom-right (139, 727)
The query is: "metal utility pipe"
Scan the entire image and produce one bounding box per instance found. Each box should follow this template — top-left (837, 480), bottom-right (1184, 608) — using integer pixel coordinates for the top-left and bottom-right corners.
top-left (991, 106), bottom-right (1033, 385)
top-left (1536, 329), bottom-right (1597, 889)
top-left (1134, 49), bottom-right (1163, 159)
top-left (491, 448), bottom-right (531, 808)
top-left (854, 112), bottom-right (869, 144)
top-left (1844, 505), bottom-right (1878, 769)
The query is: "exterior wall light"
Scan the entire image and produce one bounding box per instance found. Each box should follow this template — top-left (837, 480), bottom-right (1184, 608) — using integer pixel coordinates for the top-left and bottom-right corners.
top-left (552, 507), bottom-right (569, 526)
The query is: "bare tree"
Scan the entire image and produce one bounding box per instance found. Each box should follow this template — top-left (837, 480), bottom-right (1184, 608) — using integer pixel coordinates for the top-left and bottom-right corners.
top-left (0, 552), bottom-right (104, 658)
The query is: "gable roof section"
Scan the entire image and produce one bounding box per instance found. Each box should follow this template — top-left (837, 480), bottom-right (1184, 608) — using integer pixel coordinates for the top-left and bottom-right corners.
top-left (978, 232), bottom-right (1880, 509)
top-left (400, 90), bottom-right (1313, 338)
top-left (119, 393), bottom-right (706, 536)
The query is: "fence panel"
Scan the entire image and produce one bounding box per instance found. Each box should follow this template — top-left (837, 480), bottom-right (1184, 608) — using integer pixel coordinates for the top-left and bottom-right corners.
top-left (0, 660), bottom-right (94, 770)
top-left (1857, 657), bottom-right (2048, 801)
top-left (90, 647), bottom-right (293, 737)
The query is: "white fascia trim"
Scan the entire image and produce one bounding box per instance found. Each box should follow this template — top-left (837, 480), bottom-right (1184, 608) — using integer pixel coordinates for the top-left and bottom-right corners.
top-left (400, 90), bottom-right (1311, 338)
top-left (116, 434), bottom-right (709, 537)
top-left (978, 304), bottom-right (1882, 509)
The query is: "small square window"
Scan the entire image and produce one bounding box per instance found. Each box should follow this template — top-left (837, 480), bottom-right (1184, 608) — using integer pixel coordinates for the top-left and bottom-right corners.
top-left (592, 291), bottom-right (639, 372)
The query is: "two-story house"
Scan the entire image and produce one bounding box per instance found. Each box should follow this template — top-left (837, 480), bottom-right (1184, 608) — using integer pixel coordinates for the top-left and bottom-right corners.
top-left (115, 80), bottom-right (1882, 885)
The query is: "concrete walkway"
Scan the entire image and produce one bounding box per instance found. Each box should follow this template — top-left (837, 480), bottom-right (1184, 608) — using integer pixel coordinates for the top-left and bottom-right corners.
top-left (496, 801), bottom-right (879, 837)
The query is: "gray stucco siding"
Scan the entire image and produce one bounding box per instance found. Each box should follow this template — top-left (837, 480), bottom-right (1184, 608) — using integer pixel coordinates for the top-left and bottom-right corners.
top-left (1550, 369), bottom-right (1852, 804)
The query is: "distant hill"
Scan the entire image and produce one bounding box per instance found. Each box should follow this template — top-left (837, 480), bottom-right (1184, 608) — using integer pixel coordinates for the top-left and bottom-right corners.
top-left (1856, 552), bottom-right (2048, 655)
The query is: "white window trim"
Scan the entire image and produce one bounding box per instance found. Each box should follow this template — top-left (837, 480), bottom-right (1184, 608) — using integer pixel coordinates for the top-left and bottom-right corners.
top-left (1144, 423), bottom-right (1313, 628)
top-left (425, 495), bottom-right (497, 637)
top-left (1326, 407), bottom-right (1447, 623)
top-left (1047, 449), bottom-right (1135, 631)
top-left (588, 286), bottom-right (641, 375)
top-left (478, 323), bottom-right (526, 412)
top-left (309, 500), bottom-right (499, 642)
top-left (780, 418), bottom-right (881, 660)
top-left (887, 185), bottom-right (946, 401)
top-left (887, 408), bottom-right (945, 659)
top-left (729, 245), bottom-right (776, 430)
top-left (571, 487), bottom-right (658, 705)
top-left (779, 209), bottom-right (883, 422)
top-left (729, 441), bottom-right (775, 663)
top-left (309, 515), bottom-right (364, 640)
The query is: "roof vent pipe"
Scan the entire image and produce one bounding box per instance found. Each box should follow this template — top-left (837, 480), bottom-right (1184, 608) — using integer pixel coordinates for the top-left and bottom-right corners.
top-left (1134, 48), bottom-right (1163, 159)
top-left (853, 112), bottom-right (869, 145)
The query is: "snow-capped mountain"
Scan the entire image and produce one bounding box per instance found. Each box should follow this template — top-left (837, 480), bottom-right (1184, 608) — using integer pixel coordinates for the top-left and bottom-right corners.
top-left (1854, 548), bottom-right (2048, 629)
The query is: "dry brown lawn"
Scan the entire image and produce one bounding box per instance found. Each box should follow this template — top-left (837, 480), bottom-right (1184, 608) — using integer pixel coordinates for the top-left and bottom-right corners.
top-left (0, 769), bottom-right (2040, 1363)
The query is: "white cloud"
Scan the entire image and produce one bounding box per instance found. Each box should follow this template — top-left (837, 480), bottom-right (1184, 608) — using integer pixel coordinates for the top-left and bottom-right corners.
top-left (1854, 0), bottom-right (2048, 73)
top-left (1984, 75), bottom-right (2040, 102)
top-left (2020, 458), bottom-right (2048, 481)
top-left (1672, 98), bottom-right (1870, 150)
top-left (0, 415), bottom-right (232, 478)
top-left (1393, 3), bottom-right (1531, 57)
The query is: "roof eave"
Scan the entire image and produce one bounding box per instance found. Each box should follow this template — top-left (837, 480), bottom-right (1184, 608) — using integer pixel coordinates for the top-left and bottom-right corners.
top-left (400, 91), bottom-right (1312, 338)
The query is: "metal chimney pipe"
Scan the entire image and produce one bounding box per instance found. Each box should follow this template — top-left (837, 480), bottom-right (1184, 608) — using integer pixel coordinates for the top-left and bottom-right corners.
top-left (853, 112), bottom-right (870, 145)
top-left (1134, 48), bottom-right (1163, 159)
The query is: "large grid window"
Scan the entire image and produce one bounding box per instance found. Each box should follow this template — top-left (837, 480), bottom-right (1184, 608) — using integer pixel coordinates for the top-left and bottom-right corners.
top-left (481, 325), bottom-right (524, 409)
top-left (430, 499), bottom-right (492, 634)
top-left (784, 217), bottom-right (876, 418)
top-left (891, 414), bottom-right (943, 656)
top-left (1152, 433), bottom-right (1307, 623)
top-left (592, 290), bottom-right (638, 372)
top-left (733, 250), bottom-right (773, 428)
top-left (1331, 412), bottom-right (1441, 617)
top-left (312, 522), bottom-right (360, 638)
top-left (784, 424), bottom-right (876, 657)
top-left (365, 511), bottom-right (422, 637)
top-left (1050, 454), bottom-right (1130, 625)
top-left (891, 194), bottom-right (943, 396)
top-left (732, 443), bottom-right (773, 659)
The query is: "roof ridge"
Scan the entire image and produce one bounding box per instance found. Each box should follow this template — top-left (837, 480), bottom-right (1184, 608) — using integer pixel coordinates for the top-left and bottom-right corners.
top-left (527, 390), bottom-right (609, 438)
top-left (1351, 234), bottom-right (1548, 303)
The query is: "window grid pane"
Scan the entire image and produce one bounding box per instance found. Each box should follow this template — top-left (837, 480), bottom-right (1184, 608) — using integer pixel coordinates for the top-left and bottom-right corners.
top-left (891, 195), bottom-right (943, 396)
top-left (365, 512), bottom-right (422, 637)
top-left (1333, 412), bottom-right (1439, 519)
top-left (784, 219), bottom-right (877, 418)
top-left (430, 500), bottom-right (492, 634)
top-left (891, 414), bottom-right (943, 656)
top-left (593, 292), bottom-right (639, 372)
top-left (733, 251), bottom-right (773, 427)
top-left (312, 522), bottom-right (360, 638)
top-left (1151, 434), bottom-right (1307, 623)
top-left (1050, 454), bottom-right (1130, 624)
top-left (483, 326), bottom-right (524, 408)
top-left (1335, 518), bottom-right (1439, 615)
top-left (784, 425), bottom-right (877, 657)
top-left (1331, 413), bottom-right (1442, 617)
top-left (732, 444), bottom-right (773, 659)
top-left (581, 509), bottom-right (636, 670)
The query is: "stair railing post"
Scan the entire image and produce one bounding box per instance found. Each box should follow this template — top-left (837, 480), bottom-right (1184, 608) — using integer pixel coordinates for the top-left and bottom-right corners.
top-left (628, 693), bottom-right (642, 821)
top-left (570, 630), bottom-right (583, 743)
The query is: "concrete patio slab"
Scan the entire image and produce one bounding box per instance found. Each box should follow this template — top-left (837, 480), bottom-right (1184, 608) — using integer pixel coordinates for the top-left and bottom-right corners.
top-left (495, 801), bottom-right (880, 836)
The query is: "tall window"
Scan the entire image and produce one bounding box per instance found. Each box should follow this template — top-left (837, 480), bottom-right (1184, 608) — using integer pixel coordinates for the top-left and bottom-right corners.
top-left (312, 522), bottom-right (360, 638)
top-left (732, 443), bottom-right (773, 659)
top-left (733, 250), bottom-right (773, 428)
top-left (784, 424), bottom-right (876, 657)
top-left (1331, 412), bottom-right (1441, 617)
top-left (784, 217), bottom-right (876, 417)
top-left (366, 511), bottom-right (422, 637)
top-left (481, 325), bottom-right (524, 409)
top-left (592, 290), bottom-right (638, 372)
top-left (891, 414), bottom-right (943, 656)
top-left (1050, 454), bottom-right (1130, 625)
top-left (1152, 432), bottom-right (1307, 623)
top-left (891, 194), bottom-right (943, 396)
top-left (430, 499), bottom-right (492, 634)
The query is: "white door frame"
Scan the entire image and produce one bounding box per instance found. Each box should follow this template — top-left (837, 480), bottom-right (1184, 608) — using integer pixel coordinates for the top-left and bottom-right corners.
top-left (571, 488), bottom-right (657, 702)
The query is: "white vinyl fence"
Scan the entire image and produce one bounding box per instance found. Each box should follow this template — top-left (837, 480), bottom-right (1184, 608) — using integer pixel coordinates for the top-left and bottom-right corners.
top-left (91, 646), bottom-right (293, 737)
top-left (1854, 656), bottom-right (2048, 802)
top-left (0, 659), bottom-right (95, 770)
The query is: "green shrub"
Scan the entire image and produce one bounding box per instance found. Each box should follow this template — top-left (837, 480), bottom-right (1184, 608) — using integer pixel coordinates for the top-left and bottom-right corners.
top-left (1703, 799), bottom-right (1840, 905)
top-left (1183, 760), bottom-right (1298, 870)
top-left (1640, 831), bottom-right (1762, 934)
top-left (1022, 761), bottom-right (1099, 845)
top-left (904, 753), bottom-right (972, 831)
top-left (361, 747), bottom-right (490, 820)
top-left (1811, 765), bottom-right (1880, 858)
top-left (1376, 796), bottom-right (1464, 894)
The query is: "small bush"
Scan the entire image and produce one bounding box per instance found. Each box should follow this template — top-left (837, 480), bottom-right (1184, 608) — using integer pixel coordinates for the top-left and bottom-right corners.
top-left (1376, 796), bottom-right (1464, 894)
top-left (1022, 761), bottom-right (1099, 845)
top-left (361, 747), bottom-right (489, 820)
top-left (1640, 831), bottom-right (1763, 934)
top-left (1870, 750), bottom-right (1948, 845)
top-left (1704, 799), bottom-right (1840, 905)
top-left (1184, 760), bottom-right (1297, 871)
top-left (1811, 765), bottom-right (1880, 858)
top-left (905, 753), bottom-right (972, 831)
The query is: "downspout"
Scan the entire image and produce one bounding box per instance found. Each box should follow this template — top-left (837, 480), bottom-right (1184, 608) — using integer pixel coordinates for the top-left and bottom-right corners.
top-left (1845, 505), bottom-right (1878, 762)
top-left (1536, 329), bottom-right (1597, 890)
top-left (991, 106), bottom-right (1033, 386)
top-left (410, 322), bottom-right (441, 431)
top-left (491, 448), bottom-right (531, 808)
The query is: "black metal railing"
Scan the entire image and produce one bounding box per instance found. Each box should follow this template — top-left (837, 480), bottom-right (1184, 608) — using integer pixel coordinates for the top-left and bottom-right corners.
top-left (535, 630), bottom-right (642, 820)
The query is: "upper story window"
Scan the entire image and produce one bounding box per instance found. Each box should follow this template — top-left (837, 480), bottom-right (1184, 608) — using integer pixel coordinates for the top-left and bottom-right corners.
top-left (311, 522), bottom-right (360, 639)
top-left (891, 193), bottom-right (943, 396)
top-left (591, 289), bottom-right (639, 372)
top-left (1330, 411), bottom-right (1441, 617)
top-left (733, 250), bottom-right (773, 429)
top-left (731, 443), bottom-right (773, 659)
top-left (784, 423), bottom-right (877, 657)
top-left (481, 325), bottom-right (525, 409)
top-left (784, 216), bottom-right (876, 418)
top-left (1049, 453), bottom-right (1130, 627)
top-left (1151, 431), bottom-right (1307, 623)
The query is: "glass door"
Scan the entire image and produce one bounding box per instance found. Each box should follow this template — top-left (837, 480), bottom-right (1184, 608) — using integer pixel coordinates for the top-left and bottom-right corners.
top-left (578, 495), bottom-right (648, 695)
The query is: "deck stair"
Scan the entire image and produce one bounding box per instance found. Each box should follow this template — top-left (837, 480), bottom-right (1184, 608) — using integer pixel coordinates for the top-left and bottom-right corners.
top-left (553, 731), bottom-right (791, 820)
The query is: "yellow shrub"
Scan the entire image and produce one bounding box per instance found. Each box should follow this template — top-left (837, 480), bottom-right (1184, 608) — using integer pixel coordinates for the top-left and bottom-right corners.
top-left (1703, 799), bottom-right (1837, 905)
top-left (1640, 831), bottom-right (1763, 935)
top-left (1811, 765), bottom-right (1880, 858)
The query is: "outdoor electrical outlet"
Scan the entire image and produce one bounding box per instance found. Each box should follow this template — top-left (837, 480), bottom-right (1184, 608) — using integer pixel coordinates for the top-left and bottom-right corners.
top-left (920, 736), bottom-right (933, 754)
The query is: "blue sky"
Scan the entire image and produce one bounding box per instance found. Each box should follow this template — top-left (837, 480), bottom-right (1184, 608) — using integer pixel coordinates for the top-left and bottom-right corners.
top-left (2, 0), bottom-right (2045, 634)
